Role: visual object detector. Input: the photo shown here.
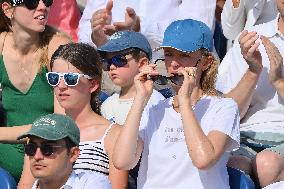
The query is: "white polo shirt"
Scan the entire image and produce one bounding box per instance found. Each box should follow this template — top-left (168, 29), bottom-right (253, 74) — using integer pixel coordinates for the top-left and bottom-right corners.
top-left (216, 15), bottom-right (284, 134)
top-left (31, 171), bottom-right (111, 189)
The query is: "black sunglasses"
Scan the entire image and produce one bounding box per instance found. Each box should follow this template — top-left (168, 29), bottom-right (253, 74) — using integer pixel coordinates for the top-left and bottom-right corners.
top-left (11, 0), bottom-right (53, 10)
top-left (24, 142), bottom-right (65, 157)
top-left (101, 49), bottom-right (138, 71)
top-left (151, 75), bottom-right (184, 86)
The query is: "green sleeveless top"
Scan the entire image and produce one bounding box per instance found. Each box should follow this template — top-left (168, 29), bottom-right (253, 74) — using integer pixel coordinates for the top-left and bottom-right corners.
top-left (0, 55), bottom-right (54, 127)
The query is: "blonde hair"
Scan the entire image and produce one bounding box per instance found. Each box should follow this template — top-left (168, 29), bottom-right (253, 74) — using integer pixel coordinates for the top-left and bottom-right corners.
top-left (200, 49), bottom-right (219, 96)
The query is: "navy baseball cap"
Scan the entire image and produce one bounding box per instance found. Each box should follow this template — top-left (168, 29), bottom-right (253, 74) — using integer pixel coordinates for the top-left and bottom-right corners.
top-left (155, 19), bottom-right (213, 53)
top-left (97, 31), bottom-right (152, 59)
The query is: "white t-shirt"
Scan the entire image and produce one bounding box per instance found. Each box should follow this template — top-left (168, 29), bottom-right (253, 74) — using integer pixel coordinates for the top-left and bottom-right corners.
top-left (137, 95), bottom-right (240, 189)
top-left (216, 16), bottom-right (284, 134)
top-left (31, 171), bottom-right (111, 189)
top-left (101, 89), bottom-right (165, 125)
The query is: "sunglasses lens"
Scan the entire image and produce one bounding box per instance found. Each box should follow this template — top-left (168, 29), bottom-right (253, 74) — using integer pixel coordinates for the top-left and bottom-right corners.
top-left (24, 0), bottom-right (39, 9)
top-left (151, 75), bottom-right (168, 85)
top-left (44, 0), bottom-right (53, 7)
top-left (24, 143), bottom-right (37, 156)
top-left (64, 73), bottom-right (79, 86)
top-left (111, 55), bottom-right (127, 67)
top-left (47, 72), bottom-right (59, 86)
top-left (170, 75), bottom-right (184, 86)
top-left (40, 144), bottom-right (54, 156)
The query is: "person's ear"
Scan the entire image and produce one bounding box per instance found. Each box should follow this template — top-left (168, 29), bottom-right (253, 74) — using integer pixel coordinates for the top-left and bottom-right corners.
top-left (138, 57), bottom-right (149, 72)
top-left (89, 79), bottom-right (100, 93)
top-left (2, 2), bottom-right (13, 19)
top-left (69, 147), bottom-right (80, 163)
top-left (201, 54), bottom-right (214, 71)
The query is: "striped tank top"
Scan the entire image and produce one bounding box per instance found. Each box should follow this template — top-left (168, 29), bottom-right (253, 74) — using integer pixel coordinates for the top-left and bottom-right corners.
top-left (73, 123), bottom-right (114, 175)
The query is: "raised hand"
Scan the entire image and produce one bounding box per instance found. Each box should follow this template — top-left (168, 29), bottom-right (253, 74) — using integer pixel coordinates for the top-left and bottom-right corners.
top-left (239, 30), bottom-right (263, 74)
top-left (261, 36), bottom-right (284, 87)
top-left (113, 7), bottom-right (140, 32)
top-left (133, 64), bottom-right (158, 103)
top-left (177, 67), bottom-right (197, 105)
top-left (90, 0), bottom-right (114, 46)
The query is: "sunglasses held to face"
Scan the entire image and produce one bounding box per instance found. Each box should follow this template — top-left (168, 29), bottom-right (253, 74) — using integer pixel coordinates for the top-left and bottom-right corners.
top-left (10, 0), bottom-right (53, 10)
top-left (46, 72), bottom-right (93, 87)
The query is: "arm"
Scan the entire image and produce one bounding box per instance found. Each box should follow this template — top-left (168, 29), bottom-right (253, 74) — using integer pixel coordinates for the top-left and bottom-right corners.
top-left (221, 0), bottom-right (246, 40)
top-left (224, 30), bottom-right (263, 118)
top-left (0, 125), bottom-right (31, 143)
top-left (105, 125), bottom-right (128, 189)
top-left (17, 155), bottom-right (35, 189)
top-left (113, 65), bottom-right (158, 170)
top-left (261, 36), bottom-right (284, 100)
top-left (177, 68), bottom-right (238, 169)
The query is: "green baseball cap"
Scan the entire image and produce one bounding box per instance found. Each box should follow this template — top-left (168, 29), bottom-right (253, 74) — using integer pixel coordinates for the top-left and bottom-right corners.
top-left (17, 114), bottom-right (80, 146)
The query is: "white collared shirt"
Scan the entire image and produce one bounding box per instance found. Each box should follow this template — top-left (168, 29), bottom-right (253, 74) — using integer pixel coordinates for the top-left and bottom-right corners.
top-left (31, 171), bottom-right (111, 189)
top-left (217, 14), bottom-right (284, 134)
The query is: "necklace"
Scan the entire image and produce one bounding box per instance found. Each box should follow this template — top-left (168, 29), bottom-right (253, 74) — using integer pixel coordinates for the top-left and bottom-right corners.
top-left (172, 94), bottom-right (204, 109)
top-left (18, 47), bottom-right (40, 87)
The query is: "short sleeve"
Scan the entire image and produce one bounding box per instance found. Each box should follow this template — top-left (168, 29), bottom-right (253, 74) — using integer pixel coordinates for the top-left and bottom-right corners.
top-left (209, 98), bottom-right (240, 151)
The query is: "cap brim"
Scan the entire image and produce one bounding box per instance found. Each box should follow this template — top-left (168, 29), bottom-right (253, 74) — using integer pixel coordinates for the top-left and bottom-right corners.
top-left (17, 128), bottom-right (68, 141)
top-left (154, 45), bottom-right (198, 53)
top-left (97, 42), bottom-right (129, 53)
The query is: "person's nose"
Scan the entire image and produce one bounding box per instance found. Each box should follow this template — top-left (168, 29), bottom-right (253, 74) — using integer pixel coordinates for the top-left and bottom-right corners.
top-left (37, 0), bottom-right (47, 8)
top-left (109, 63), bottom-right (117, 71)
top-left (57, 76), bottom-right (68, 89)
top-left (33, 147), bottom-right (44, 160)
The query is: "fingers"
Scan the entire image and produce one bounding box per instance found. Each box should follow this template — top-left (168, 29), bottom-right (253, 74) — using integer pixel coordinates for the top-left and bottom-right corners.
top-left (126, 7), bottom-right (136, 18)
top-left (244, 40), bottom-right (260, 60)
top-left (239, 31), bottom-right (259, 54)
top-left (261, 35), bottom-right (283, 64)
top-left (105, 0), bottom-right (113, 15)
top-left (113, 7), bottom-right (137, 31)
top-left (103, 25), bottom-right (117, 36)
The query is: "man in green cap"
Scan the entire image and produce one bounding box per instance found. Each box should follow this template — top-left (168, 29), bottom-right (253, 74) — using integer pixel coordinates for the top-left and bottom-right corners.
top-left (18, 113), bottom-right (111, 189)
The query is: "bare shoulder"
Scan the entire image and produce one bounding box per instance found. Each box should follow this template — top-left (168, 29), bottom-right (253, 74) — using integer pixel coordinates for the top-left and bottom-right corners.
top-left (46, 26), bottom-right (72, 59)
top-left (0, 32), bottom-right (8, 54)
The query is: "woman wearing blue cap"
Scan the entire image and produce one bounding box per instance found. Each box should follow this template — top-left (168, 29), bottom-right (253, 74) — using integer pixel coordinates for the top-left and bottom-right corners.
top-left (113, 19), bottom-right (240, 189)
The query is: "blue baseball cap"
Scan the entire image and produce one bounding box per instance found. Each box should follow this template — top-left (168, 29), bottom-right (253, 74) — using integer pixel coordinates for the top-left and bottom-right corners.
top-left (97, 31), bottom-right (152, 59)
top-left (155, 19), bottom-right (213, 53)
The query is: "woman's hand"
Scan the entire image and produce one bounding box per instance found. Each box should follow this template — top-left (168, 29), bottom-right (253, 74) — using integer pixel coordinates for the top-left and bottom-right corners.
top-left (177, 67), bottom-right (197, 105)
